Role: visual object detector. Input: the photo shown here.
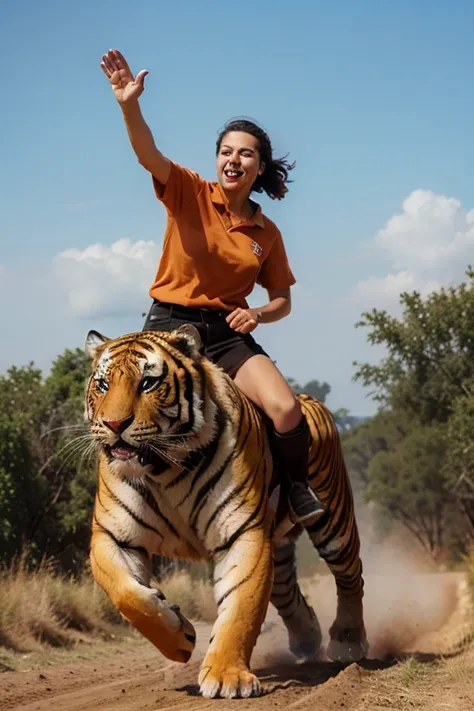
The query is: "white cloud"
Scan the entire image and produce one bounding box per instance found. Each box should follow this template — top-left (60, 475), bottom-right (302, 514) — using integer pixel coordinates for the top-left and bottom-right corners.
top-left (54, 238), bottom-right (160, 317)
top-left (354, 189), bottom-right (474, 309)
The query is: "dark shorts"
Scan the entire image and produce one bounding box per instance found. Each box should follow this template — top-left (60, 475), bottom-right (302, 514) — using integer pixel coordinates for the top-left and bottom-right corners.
top-left (142, 301), bottom-right (269, 378)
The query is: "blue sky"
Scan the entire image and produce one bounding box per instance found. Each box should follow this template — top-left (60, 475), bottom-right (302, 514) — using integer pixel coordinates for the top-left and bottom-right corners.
top-left (1, 0), bottom-right (473, 416)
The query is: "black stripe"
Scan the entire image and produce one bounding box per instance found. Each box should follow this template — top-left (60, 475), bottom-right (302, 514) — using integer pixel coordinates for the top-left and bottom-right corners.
top-left (190, 450), bottom-right (234, 530)
top-left (137, 341), bottom-right (156, 353)
top-left (274, 553), bottom-right (294, 568)
top-left (274, 570), bottom-right (297, 587)
top-left (271, 589), bottom-right (296, 600)
top-left (101, 479), bottom-right (163, 539)
top-left (211, 480), bottom-right (267, 555)
top-left (216, 567), bottom-right (254, 607)
top-left (273, 587), bottom-right (298, 613)
top-left (166, 449), bottom-right (203, 489)
top-left (176, 370), bottom-right (195, 435)
top-left (203, 466), bottom-right (254, 536)
top-left (127, 477), bottom-right (180, 537)
top-left (96, 521), bottom-right (150, 559)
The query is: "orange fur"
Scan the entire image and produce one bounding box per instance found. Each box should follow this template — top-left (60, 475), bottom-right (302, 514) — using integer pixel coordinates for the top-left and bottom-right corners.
top-left (85, 326), bottom-right (366, 698)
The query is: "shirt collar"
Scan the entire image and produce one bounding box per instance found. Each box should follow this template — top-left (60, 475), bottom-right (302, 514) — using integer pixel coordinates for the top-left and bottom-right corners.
top-left (210, 183), bottom-right (265, 229)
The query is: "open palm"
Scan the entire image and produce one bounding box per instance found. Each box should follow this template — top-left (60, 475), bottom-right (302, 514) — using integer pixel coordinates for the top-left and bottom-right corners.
top-left (101, 49), bottom-right (148, 104)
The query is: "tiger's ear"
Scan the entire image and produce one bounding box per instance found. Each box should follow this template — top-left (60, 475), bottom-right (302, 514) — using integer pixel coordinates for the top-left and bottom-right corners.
top-left (85, 330), bottom-right (110, 358)
top-left (167, 324), bottom-right (202, 360)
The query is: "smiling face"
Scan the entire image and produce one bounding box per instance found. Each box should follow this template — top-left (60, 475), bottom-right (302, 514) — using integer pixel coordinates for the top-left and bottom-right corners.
top-left (216, 131), bottom-right (265, 199)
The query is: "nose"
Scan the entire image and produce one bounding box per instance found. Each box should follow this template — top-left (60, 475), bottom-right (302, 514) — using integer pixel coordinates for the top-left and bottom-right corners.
top-left (103, 414), bottom-right (134, 435)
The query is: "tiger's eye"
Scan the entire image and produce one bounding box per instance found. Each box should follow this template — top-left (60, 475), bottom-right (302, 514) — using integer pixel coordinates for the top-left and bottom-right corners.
top-left (95, 378), bottom-right (109, 393)
top-left (140, 376), bottom-right (161, 394)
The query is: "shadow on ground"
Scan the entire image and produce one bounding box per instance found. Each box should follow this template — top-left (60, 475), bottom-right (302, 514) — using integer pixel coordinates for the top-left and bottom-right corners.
top-left (177, 644), bottom-right (471, 698)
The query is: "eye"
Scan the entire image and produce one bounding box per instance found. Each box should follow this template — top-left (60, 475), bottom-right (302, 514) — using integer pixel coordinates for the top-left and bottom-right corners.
top-left (95, 377), bottom-right (108, 393)
top-left (140, 376), bottom-right (161, 394)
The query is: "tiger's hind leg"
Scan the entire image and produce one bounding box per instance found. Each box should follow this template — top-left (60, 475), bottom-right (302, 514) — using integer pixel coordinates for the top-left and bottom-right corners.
top-left (306, 516), bottom-right (368, 663)
top-left (271, 538), bottom-right (322, 662)
top-left (301, 396), bottom-right (368, 663)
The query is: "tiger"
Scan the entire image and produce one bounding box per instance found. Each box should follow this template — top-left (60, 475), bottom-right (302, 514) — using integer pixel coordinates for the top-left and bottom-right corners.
top-left (85, 324), bottom-right (368, 699)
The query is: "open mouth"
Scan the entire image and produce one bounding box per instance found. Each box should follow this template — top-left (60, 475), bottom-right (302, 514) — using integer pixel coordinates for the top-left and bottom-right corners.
top-left (105, 439), bottom-right (138, 461)
top-left (224, 168), bottom-right (243, 181)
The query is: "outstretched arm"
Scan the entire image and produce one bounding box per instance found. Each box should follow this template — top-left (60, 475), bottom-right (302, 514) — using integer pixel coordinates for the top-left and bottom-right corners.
top-left (101, 49), bottom-right (171, 184)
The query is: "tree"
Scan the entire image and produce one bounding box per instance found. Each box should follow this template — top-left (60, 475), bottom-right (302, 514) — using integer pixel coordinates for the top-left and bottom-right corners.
top-left (0, 350), bottom-right (95, 571)
top-left (288, 377), bottom-right (331, 403)
top-left (354, 267), bottom-right (474, 424)
top-left (444, 383), bottom-right (474, 532)
top-left (353, 267), bottom-right (474, 546)
top-left (341, 411), bottom-right (455, 559)
top-left (366, 423), bottom-right (451, 560)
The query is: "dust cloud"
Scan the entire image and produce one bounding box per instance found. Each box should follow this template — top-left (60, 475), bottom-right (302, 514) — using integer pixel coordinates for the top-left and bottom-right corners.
top-left (254, 524), bottom-right (462, 664)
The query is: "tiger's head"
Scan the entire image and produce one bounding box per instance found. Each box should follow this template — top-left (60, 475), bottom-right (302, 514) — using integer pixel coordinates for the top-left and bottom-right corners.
top-left (85, 325), bottom-right (218, 476)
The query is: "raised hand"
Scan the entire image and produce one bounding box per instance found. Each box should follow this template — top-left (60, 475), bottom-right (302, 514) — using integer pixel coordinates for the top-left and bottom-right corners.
top-left (101, 49), bottom-right (149, 105)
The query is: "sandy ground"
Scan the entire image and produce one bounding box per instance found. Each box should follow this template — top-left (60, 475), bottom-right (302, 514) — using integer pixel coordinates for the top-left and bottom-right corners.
top-left (1, 568), bottom-right (472, 711)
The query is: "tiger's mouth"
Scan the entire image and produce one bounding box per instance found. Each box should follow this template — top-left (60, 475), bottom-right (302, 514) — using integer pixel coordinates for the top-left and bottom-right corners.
top-left (103, 439), bottom-right (158, 469)
top-left (104, 439), bottom-right (138, 462)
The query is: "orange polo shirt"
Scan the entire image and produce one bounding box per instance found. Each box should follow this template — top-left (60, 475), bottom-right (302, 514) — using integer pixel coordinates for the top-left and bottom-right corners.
top-left (149, 161), bottom-right (296, 311)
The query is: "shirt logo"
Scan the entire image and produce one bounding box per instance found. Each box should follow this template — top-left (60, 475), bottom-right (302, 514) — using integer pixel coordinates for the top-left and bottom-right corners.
top-left (251, 240), bottom-right (263, 257)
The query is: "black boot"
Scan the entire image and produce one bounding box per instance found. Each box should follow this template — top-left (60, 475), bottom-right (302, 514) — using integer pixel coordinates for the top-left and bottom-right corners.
top-left (272, 417), bottom-right (324, 527)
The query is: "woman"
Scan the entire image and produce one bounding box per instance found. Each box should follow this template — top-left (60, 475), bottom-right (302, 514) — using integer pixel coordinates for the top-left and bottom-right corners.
top-left (100, 49), bottom-right (323, 526)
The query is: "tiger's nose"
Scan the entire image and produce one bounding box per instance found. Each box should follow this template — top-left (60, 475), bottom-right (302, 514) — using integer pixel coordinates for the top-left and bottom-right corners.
top-left (103, 414), bottom-right (134, 434)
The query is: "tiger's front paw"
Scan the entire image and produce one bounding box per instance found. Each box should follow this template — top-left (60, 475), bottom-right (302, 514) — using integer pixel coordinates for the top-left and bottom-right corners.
top-left (198, 655), bottom-right (261, 699)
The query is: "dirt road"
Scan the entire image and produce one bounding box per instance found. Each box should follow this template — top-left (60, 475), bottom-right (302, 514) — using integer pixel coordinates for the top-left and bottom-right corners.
top-left (1, 571), bottom-right (472, 710)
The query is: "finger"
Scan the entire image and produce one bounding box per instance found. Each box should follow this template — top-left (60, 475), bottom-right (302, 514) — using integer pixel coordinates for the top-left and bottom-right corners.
top-left (226, 308), bottom-right (240, 323)
top-left (107, 50), bottom-right (122, 74)
top-left (226, 314), bottom-right (240, 328)
top-left (135, 69), bottom-right (149, 87)
top-left (102, 54), bottom-right (115, 75)
top-left (228, 315), bottom-right (245, 329)
top-left (100, 62), bottom-right (111, 78)
top-left (236, 323), bottom-right (252, 334)
top-left (112, 49), bottom-right (133, 74)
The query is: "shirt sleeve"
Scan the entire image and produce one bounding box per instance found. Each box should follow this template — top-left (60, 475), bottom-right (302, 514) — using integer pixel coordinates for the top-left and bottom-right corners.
top-left (257, 228), bottom-right (296, 290)
top-left (152, 161), bottom-right (204, 215)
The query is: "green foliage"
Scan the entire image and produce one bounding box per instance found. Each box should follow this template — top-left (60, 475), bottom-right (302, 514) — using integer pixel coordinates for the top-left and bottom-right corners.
top-left (354, 266), bottom-right (474, 424)
top-left (350, 267), bottom-right (474, 557)
top-left (288, 377), bottom-right (331, 403)
top-left (0, 350), bottom-right (95, 571)
top-left (445, 384), bottom-right (474, 531)
top-left (367, 423), bottom-right (450, 557)
top-left (288, 377), bottom-right (359, 428)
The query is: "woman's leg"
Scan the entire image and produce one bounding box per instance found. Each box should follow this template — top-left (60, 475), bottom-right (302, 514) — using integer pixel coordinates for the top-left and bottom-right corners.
top-left (234, 355), bottom-right (323, 526)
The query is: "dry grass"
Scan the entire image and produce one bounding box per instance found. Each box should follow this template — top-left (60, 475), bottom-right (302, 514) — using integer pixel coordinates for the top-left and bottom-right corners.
top-left (0, 558), bottom-right (121, 653)
top-left (0, 557), bottom-right (215, 659)
top-left (157, 569), bottom-right (216, 622)
top-left (360, 648), bottom-right (474, 710)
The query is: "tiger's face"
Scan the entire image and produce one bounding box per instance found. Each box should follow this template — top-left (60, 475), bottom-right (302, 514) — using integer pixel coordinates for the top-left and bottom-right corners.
top-left (85, 325), bottom-right (208, 476)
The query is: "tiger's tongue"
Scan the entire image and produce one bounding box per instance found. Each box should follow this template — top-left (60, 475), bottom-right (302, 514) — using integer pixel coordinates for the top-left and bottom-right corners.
top-left (111, 446), bottom-right (136, 461)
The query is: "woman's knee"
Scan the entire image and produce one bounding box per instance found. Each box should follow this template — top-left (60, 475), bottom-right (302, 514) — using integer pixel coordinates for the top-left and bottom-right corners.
top-left (264, 395), bottom-right (302, 433)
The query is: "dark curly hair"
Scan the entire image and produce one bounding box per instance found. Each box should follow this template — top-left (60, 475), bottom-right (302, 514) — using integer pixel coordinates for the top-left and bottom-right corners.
top-left (216, 118), bottom-right (295, 200)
